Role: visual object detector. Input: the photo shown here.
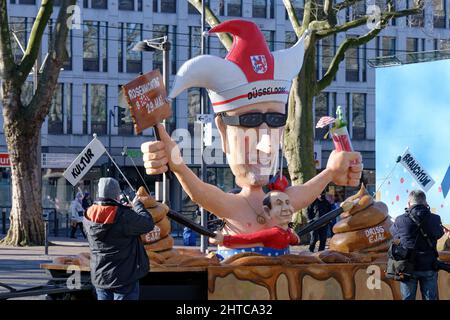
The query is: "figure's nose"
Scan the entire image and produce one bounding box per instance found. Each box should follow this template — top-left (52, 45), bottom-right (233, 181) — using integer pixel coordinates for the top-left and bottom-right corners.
top-left (256, 133), bottom-right (271, 154)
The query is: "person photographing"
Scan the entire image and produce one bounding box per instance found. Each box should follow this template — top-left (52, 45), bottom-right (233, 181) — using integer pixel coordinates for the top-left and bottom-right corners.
top-left (390, 190), bottom-right (444, 300)
top-left (83, 178), bottom-right (154, 300)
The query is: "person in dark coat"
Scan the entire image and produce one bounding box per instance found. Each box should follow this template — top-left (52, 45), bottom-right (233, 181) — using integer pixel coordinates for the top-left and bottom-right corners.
top-left (83, 178), bottom-right (154, 300)
top-left (82, 192), bottom-right (93, 211)
top-left (307, 193), bottom-right (332, 252)
top-left (391, 190), bottom-right (444, 300)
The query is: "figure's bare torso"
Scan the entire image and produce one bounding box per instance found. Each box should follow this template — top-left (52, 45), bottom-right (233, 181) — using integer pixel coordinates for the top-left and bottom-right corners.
top-left (212, 191), bottom-right (281, 249)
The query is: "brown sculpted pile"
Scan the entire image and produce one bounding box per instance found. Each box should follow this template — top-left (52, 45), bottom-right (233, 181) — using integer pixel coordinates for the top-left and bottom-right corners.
top-left (329, 185), bottom-right (392, 256)
top-left (138, 187), bottom-right (220, 268)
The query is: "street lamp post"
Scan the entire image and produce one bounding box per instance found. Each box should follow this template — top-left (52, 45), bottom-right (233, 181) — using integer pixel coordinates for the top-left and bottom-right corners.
top-left (133, 37), bottom-right (171, 205)
top-left (199, 0), bottom-right (209, 253)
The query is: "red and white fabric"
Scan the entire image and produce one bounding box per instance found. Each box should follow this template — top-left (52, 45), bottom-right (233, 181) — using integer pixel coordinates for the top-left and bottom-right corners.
top-left (168, 19), bottom-right (308, 113)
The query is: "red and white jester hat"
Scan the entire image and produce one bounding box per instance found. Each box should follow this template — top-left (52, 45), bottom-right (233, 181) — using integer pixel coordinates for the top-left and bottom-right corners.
top-left (168, 19), bottom-right (308, 113)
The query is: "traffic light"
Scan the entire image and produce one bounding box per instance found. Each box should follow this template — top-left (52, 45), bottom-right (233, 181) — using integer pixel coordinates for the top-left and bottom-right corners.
top-left (117, 106), bottom-right (127, 127)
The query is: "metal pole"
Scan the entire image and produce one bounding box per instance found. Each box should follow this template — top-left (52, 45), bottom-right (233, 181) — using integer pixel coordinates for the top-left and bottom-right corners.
top-left (199, 0), bottom-right (208, 253)
top-left (108, 111), bottom-right (113, 177)
top-left (53, 209), bottom-right (58, 237)
top-left (2, 208), bottom-right (6, 235)
top-left (35, 52), bottom-right (43, 217)
top-left (44, 221), bottom-right (49, 255)
top-left (161, 37), bottom-right (171, 205)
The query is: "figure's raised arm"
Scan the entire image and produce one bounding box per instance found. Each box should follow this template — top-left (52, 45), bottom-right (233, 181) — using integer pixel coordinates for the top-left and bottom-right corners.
top-left (285, 151), bottom-right (363, 211)
top-left (141, 123), bottom-right (235, 217)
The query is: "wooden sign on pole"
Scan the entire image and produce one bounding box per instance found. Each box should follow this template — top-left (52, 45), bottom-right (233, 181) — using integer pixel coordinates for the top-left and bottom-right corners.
top-left (122, 70), bottom-right (172, 134)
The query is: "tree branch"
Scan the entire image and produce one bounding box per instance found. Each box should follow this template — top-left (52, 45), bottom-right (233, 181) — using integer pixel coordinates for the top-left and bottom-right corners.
top-left (316, 15), bottom-right (367, 38)
top-left (317, 7), bottom-right (423, 39)
top-left (29, 0), bottom-right (75, 122)
top-left (188, 0), bottom-right (232, 51)
top-left (316, 26), bottom-right (381, 92)
top-left (0, 0), bottom-right (16, 80)
top-left (334, 0), bottom-right (365, 12)
top-left (283, 0), bottom-right (303, 36)
top-left (17, 0), bottom-right (53, 83)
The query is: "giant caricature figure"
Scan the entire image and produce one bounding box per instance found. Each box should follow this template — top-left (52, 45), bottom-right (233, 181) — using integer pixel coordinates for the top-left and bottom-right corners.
top-left (141, 20), bottom-right (362, 258)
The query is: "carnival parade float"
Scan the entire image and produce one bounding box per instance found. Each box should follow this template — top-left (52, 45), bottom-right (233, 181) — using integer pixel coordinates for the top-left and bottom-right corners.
top-left (44, 19), bottom-right (450, 300)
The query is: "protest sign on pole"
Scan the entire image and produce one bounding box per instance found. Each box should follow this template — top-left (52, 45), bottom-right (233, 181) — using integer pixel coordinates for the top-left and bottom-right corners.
top-left (63, 137), bottom-right (106, 186)
top-left (399, 148), bottom-right (435, 192)
top-left (122, 70), bottom-right (172, 134)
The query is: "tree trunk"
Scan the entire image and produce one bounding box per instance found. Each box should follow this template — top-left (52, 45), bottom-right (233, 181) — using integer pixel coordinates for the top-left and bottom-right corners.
top-left (1, 85), bottom-right (44, 246)
top-left (284, 38), bottom-right (317, 187)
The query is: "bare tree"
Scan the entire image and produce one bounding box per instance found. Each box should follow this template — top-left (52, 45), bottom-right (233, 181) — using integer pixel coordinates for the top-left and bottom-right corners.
top-left (0, 0), bottom-right (75, 246)
top-left (189, 0), bottom-right (422, 186)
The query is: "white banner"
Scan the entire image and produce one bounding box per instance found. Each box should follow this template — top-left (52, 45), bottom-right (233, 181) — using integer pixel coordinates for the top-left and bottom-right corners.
top-left (63, 138), bottom-right (106, 186)
top-left (400, 148), bottom-right (435, 192)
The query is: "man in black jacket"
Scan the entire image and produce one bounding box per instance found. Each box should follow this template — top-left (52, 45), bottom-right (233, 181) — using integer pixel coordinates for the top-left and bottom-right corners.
top-left (307, 193), bottom-right (332, 252)
top-left (83, 178), bottom-right (154, 300)
top-left (391, 190), bottom-right (444, 300)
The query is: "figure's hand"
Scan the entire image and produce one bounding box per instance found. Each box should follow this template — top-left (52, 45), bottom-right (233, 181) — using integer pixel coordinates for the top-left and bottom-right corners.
top-left (209, 231), bottom-right (224, 245)
top-left (141, 123), bottom-right (184, 175)
top-left (326, 150), bottom-right (363, 187)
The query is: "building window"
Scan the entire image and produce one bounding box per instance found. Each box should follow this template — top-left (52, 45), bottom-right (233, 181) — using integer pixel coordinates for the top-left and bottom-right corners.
top-left (171, 25), bottom-right (177, 75)
top-left (83, 84), bottom-right (107, 135)
top-left (118, 86), bottom-right (134, 135)
top-left (48, 84), bottom-right (64, 134)
top-left (82, 85), bottom-right (88, 134)
top-left (253, 0), bottom-right (267, 18)
top-left (262, 30), bottom-right (274, 51)
top-left (119, 0), bottom-right (134, 10)
top-left (285, 0), bottom-right (303, 21)
top-left (189, 26), bottom-right (201, 59)
top-left (351, 93), bottom-right (366, 140)
top-left (48, 20), bottom-right (72, 70)
top-left (119, 23), bottom-right (142, 74)
top-left (406, 0), bottom-right (424, 27)
top-left (47, 83), bottom-right (73, 135)
top-left (83, 0), bottom-right (107, 9)
top-left (153, 0), bottom-right (176, 13)
top-left (83, 21), bottom-right (108, 72)
top-left (433, 0), bottom-right (446, 28)
top-left (9, 17), bottom-right (30, 63)
top-left (346, 36), bottom-right (359, 82)
top-left (269, 0), bottom-right (275, 18)
top-left (322, 35), bottom-right (335, 77)
top-left (381, 36), bottom-right (396, 56)
top-left (406, 37), bottom-right (419, 55)
top-left (435, 39), bottom-right (450, 50)
top-left (188, 88), bottom-right (201, 136)
top-left (314, 92), bottom-right (329, 140)
top-left (220, 0), bottom-right (242, 17)
top-left (91, 84), bottom-right (108, 135)
top-left (285, 31), bottom-right (297, 49)
top-left (406, 38), bottom-right (419, 62)
top-left (66, 83), bottom-right (72, 134)
top-left (352, 1), bottom-right (365, 19)
top-left (11, 0), bottom-right (35, 4)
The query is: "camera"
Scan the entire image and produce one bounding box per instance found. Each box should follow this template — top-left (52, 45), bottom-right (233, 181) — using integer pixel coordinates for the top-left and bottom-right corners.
top-left (436, 260), bottom-right (450, 273)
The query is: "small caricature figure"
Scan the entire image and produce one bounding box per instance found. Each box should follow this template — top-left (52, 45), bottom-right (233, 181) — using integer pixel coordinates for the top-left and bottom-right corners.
top-left (210, 191), bottom-right (300, 258)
